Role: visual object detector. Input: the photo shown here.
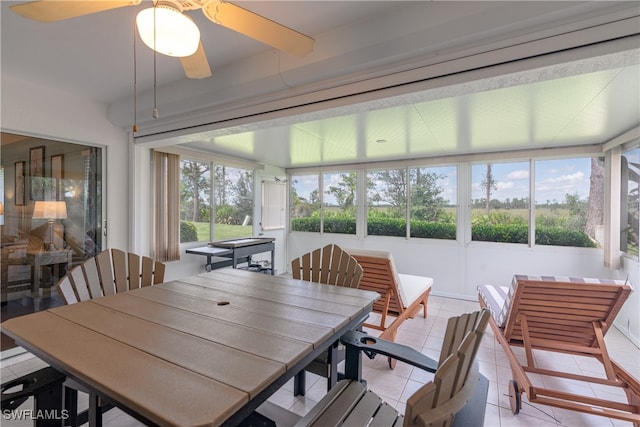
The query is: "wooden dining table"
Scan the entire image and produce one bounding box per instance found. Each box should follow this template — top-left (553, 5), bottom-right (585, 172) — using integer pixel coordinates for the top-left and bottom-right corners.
top-left (1, 268), bottom-right (379, 427)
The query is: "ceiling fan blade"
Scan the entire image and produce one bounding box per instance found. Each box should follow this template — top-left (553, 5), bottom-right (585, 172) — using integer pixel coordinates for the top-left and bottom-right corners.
top-left (10, 0), bottom-right (141, 23)
top-left (180, 42), bottom-right (212, 79)
top-left (203, 1), bottom-right (314, 57)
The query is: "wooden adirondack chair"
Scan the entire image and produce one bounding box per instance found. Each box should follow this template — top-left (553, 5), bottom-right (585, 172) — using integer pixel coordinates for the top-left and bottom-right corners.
top-left (55, 256), bottom-right (101, 304)
top-left (96, 248), bottom-right (165, 295)
top-left (291, 244), bottom-right (363, 288)
top-left (478, 275), bottom-right (640, 424)
top-left (296, 309), bottom-right (491, 427)
top-left (54, 248), bottom-right (165, 426)
top-left (56, 249), bottom-right (165, 305)
top-left (291, 244), bottom-right (364, 396)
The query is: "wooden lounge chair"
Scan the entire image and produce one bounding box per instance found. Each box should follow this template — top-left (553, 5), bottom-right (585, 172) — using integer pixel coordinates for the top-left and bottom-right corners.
top-left (346, 248), bottom-right (432, 367)
top-left (291, 244), bottom-right (364, 395)
top-left (296, 309), bottom-right (491, 427)
top-left (478, 274), bottom-right (640, 424)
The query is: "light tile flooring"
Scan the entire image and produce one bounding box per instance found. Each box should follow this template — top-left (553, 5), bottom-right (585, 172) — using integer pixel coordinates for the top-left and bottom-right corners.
top-left (2, 295), bottom-right (639, 426)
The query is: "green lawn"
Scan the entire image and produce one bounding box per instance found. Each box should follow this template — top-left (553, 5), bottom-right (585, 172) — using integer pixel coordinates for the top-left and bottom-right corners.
top-left (193, 222), bottom-right (253, 241)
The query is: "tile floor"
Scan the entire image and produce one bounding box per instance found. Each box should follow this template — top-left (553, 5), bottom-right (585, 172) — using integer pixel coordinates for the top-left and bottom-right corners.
top-left (1, 295), bottom-right (639, 426)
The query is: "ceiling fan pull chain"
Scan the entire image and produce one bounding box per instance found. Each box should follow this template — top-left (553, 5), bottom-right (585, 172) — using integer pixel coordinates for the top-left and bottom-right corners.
top-left (133, 18), bottom-right (138, 133)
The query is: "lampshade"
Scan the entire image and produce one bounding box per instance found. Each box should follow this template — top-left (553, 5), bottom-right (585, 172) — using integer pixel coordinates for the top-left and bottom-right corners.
top-left (136, 5), bottom-right (200, 58)
top-left (33, 201), bottom-right (67, 220)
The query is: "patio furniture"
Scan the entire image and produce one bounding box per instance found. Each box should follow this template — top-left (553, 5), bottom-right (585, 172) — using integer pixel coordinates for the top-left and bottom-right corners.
top-left (4, 269), bottom-right (378, 427)
top-left (296, 309), bottom-right (490, 427)
top-left (96, 248), bottom-right (165, 294)
top-left (1, 367), bottom-right (66, 427)
top-left (478, 274), bottom-right (640, 424)
top-left (56, 249), bottom-right (165, 304)
top-left (290, 244), bottom-right (364, 395)
top-left (291, 244), bottom-right (363, 288)
top-left (346, 248), bottom-right (433, 367)
top-left (186, 246), bottom-right (234, 271)
top-left (54, 249), bottom-right (165, 425)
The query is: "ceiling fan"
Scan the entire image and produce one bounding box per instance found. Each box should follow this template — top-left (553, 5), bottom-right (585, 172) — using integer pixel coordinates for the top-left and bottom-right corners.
top-left (10, 0), bottom-right (316, 79)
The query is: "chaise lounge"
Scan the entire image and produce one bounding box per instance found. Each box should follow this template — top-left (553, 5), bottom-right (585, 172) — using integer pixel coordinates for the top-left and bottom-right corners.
top-left (346, 248), bottom-right (433, 367)
top-left (478, 274), bottom-right (639, 424)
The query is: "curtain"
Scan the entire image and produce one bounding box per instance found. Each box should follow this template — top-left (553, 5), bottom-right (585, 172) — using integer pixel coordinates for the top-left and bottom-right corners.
top-left (153, 151), bottom-right (180, 262)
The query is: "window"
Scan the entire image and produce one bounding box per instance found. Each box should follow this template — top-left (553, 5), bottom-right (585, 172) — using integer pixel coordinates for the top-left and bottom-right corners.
top-left (621, 147), bottom-right (639, 258)
top-left (180, 161), bottom-right (253, 242)
top-left (213, 166), bottom-right (254, 240)
top-left (367, 168), bottom-right (407, 237)
top-left (180, 159), bottom-right (211, 242)
top-left (323, 171), bottom-right (356, 234)
top-left (409, 166), bottom-right (457, 240)
top-left (471, 162), bottom-right (529, 243)
top-left (535, 157), bottom-right (601, 248)
top-left (290, 174), bottom-right (320, 232)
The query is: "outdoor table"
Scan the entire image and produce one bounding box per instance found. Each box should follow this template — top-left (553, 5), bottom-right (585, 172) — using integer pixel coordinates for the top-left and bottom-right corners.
top-left (1, 268), bottom-right (378, 427)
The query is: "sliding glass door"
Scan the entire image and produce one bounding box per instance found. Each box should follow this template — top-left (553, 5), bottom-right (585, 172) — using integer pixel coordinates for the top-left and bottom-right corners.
top-left (1, 132), bottom-right (103, 349)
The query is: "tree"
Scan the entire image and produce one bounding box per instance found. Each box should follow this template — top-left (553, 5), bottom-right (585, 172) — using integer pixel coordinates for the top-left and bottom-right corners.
top-left (480, 164), bottom-right (498, 214)
top-left (370, 169), bottom-right (407, 214)
top-left (291, 178), bottom-right (320, 218)
top-left (180, 160), bottom-right (210, 222)
top-left (585, 157), bottom-right (605, 240)
top-left (410, 169), bottom-right (446, 221)
top-left (232, 170), bottom-right (254, 219)
top-left (214, 165), bottom-right (231, 206)
top-left (326, 172), bottom-right (357, 211)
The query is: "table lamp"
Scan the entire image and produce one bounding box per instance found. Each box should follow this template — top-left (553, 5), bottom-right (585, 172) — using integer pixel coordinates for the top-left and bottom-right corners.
top-left (33, 200), bottom-right (67, 250)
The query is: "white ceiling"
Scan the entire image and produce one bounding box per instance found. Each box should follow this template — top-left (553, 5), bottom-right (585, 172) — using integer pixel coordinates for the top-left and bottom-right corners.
top-left (1, 1), bottom-right (398, 104)
top-left (179, 58), bottom-right (640, 168)
top-left (2, 1), bottom-right (639, 169)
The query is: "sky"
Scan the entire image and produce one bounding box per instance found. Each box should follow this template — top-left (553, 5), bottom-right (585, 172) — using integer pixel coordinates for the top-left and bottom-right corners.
top-left (471, 158), bottom-right (593, 205)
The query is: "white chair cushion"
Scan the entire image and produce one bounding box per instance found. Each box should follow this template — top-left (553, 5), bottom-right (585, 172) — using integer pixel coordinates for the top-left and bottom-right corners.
top-left (477, 284), bottom-right (510, 327)
top-left (397, 273), bottom-right (433, 308)
top-left (478, 274), bottom-right (631, 328)
top-left (346, 248), bottom-right (433, 308)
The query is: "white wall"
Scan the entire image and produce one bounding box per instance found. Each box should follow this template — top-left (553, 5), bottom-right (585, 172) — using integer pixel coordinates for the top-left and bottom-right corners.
top-left (1, 74), bottom-right (130, 250)
top-left (287, 232), bottom-right (640, 347)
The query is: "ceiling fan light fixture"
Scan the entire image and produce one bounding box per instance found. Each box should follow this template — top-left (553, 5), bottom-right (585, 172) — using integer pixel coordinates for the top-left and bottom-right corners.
top-left (136, 5), bottom-right (200, 58)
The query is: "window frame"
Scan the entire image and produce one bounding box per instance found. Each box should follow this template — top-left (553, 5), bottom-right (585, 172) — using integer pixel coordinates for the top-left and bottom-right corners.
top-left (179, 157), bottom-right (256, 244)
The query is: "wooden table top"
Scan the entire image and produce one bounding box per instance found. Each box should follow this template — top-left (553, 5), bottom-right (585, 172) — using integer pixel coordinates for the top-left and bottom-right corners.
top-left (2, 269), bottom-right (378, 427)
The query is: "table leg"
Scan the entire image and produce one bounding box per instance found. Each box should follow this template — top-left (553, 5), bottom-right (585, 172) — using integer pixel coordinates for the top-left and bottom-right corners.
top-left (327, 342), bottom-right (338, 391)
top-left (293, 371), bottom-right (305, 396)
top-left (343, 343), bottom-right (363, 382)
top-left (270, 250), bottom-right (275, 275)
top-left (32, 261), bottom-right (42, 311)
top-left (88, 392), bottom-right (102, 427)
